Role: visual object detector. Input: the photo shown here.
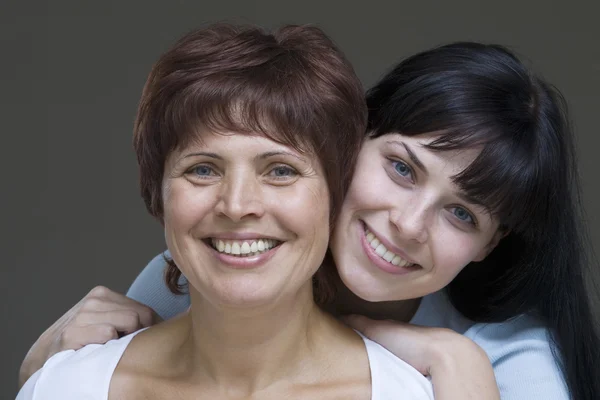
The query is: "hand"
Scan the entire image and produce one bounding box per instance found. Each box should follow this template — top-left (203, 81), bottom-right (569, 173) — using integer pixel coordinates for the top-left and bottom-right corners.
top-left (18, 286), bottom-right (162, 388)
top-left (344, 314), bottom-right (500, 400)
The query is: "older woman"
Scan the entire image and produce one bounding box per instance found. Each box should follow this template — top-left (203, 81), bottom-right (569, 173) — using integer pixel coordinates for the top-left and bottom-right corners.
top-left (17, 24), bottom-right (434, 399)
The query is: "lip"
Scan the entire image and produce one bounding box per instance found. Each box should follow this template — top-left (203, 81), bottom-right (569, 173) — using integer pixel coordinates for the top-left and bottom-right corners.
top-left (204, 240), bottom-right (281, 269)
top-left (362, 221), bottom-right (419, 264)
top-left (358, 221), bottom-right (421, 275)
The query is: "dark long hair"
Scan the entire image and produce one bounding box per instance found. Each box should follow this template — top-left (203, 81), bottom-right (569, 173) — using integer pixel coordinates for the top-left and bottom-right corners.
top-left (366, 42), bottom-right (599, 400)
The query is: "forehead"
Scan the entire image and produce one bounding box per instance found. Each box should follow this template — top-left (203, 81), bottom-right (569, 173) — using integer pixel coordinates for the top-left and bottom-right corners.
top-left (186, 130), bottom-right (294, 148)
top-left (167, 129), bottom-right (317, 166)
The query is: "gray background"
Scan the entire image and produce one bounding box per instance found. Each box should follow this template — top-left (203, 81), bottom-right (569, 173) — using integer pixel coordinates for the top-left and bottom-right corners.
top-left (2, 1), bottom-right (598, 398)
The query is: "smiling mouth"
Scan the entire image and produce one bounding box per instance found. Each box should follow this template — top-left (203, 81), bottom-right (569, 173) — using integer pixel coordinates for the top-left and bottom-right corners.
top-left (208, 238), bottom-right (282, 257)
top-left (363, 225), bottom-right (420, 269)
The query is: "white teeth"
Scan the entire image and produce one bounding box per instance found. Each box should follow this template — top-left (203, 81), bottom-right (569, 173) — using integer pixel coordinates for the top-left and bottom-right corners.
top-left (241, 242), bottom-right (251, 254)
top-left (365, 228), bottom-right (415, 268)
top-left (383, 251), bottom-right (395, 262)
top-left (210, 238), bottom-right (279, 257)
top-left (375, 244), bottom-right (387, 256)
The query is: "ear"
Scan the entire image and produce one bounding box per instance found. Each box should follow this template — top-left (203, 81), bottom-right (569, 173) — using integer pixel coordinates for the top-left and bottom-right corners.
top-left (472, 229), bottom-right (509, 262)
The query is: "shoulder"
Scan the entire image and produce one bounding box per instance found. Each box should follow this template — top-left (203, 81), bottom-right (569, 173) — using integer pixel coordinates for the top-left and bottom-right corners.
top-left (361, 335), bottom-right (434, 400)
top-left (464, 315), bottom-right (569, 399)
top-left (16, 330), bottom-right (142, 400)
top-left (414, 291), bottom-right (569, 399)
top-left (126, 251), bottom-right (190, 320)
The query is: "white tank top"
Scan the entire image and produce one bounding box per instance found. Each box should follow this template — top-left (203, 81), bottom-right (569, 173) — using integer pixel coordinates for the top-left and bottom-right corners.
top-left (18, 330), bottom-right (434, 400)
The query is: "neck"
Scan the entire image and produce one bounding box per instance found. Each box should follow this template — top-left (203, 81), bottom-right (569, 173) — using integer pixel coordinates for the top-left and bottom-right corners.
top-left (328, 272), bottom-right (421, 322)
top-left (177, 283), bottom-right (330, 393)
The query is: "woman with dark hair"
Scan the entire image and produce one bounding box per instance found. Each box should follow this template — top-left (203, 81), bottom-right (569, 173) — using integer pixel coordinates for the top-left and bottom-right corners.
top-left (332, 42), bottom-right (599, 400)
top-left (20, 41), bottom-right (599, 399)
top-left (17, 24), bottom-right (435, 399)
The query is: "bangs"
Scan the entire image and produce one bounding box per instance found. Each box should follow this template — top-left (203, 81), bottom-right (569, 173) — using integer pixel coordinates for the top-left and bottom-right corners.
top-left (368, 99), bottom-right (545, 233)
top-left (159, 59), bottom-right (322, 156)
top-left (426, 128), bottom-right (540, 232)
top-left (365, 42), bottom-right (554, 233)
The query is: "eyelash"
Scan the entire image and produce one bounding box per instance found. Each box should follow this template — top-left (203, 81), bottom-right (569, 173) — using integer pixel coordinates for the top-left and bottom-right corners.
top-left (448, 206), bottom-right (477, 226)
top-left (267, 164), bottom-right (298, 179)
top-left (186, 164), bottom-right (218, 179)
top-left (389, 158), bottom-right (415, 183)
top-left (185, 164), bottom-right (298, 181)
top-left (387, 158), bottom-right (477, 227)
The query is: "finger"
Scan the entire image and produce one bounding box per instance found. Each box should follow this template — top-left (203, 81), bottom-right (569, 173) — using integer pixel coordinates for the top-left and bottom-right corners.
top-left (86, 289), bottom-right (162, 327)
top-left (121, 302), bottom-right (162, 327)
top-left (111, 300), bottom-right (161, 327)
top-left (84, 286), bottom-right (125, 302)
top-left (77, 310), bottom-right (145, 335)
top-left (58, 324), bottom-right (119, 351)
top-left (78, 295), bottom-right (160, 328)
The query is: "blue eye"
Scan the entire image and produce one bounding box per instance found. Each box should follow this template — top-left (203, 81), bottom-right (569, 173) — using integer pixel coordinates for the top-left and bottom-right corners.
top-left (451, 207), bottom-right (475, 224)
top-left (392, 160), bottom-right (412, 178)
top-left (269, 165), bottom-right (297, 179)
top-left (193, 165), bottom-right (214, 176)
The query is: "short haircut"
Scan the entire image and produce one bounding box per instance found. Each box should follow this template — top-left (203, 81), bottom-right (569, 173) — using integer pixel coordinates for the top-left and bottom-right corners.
top-left (132, 24), bottom-right (366, 299)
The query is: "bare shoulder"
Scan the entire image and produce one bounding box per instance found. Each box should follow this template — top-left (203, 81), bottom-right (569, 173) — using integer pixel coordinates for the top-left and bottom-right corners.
top-left (109, 314), bottom-right (189, 399)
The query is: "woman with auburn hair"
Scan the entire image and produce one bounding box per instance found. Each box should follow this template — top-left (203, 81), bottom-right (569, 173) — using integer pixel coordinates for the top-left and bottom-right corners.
top-left (17, 24), bottom-right (435, 399)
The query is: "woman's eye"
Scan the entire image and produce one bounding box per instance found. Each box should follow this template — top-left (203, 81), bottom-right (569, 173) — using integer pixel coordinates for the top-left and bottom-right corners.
top-left (392, 160), bottom-right (413, 178)
top-left (188, 164), bottom-right (216, 178)
top-left (268, 165), bottom-right (298, 179)
top-left (451, 207), bottom-right (475, 225)
top-left (194, 165), bottom-right (213, 176)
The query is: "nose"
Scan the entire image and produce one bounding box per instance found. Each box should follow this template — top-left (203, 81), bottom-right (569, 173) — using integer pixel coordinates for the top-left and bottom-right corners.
top-left (214, 170), bottom-right (265, 222)
top-left (389, 195), bottom-right (430, 244)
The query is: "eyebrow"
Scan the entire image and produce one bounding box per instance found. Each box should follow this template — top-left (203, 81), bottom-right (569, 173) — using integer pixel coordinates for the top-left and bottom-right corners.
top-left (256, 151), bottom-right (307, 163)
top-left (454, 190), bottom-right (493, 217)
top-left (183, 152), bottom-right (222, 160)
top-left (183, 150), bottom-right (307, 163)
top-left (386, 140), bottom-right (428, 174)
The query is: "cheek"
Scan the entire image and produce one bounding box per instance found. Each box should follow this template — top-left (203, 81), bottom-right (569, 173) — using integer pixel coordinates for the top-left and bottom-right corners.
top-left (431, 229), bottom-right (488, 276)
top-left (344, 163), bottom-right (392, 213)
top-left (162, 181), bottom-right (213, 230)
top-left (273, 182), bottom-right (330, 240)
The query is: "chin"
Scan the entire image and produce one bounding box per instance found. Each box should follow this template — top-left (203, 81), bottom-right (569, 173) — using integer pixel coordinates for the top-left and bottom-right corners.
top-left (337, 267), bottom-right (386, 302)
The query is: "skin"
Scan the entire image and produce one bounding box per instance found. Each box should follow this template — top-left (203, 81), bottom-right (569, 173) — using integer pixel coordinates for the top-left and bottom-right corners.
top-left (108, 132), bottom-right (375, 399)
top-left (161, 133), bottom-right (331, 309)
top-left (333, 132), bottom-right (504, 305)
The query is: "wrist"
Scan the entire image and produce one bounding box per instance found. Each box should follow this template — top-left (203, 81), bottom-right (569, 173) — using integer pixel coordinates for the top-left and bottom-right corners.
top-left (427, 335), bottom-right (500, 400)
top-left (427, 333), bottom-right (489, 375)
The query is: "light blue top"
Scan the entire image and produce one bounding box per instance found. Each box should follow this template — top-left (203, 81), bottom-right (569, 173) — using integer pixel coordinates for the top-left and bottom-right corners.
top-left (127, 252), bottom-right (569, 399)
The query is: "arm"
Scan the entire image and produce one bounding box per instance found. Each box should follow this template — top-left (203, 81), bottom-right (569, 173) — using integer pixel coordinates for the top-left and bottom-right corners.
top-left (347, 315), bottom-right (571, 400)
top-left (345, 315), bottom-right (500, 400)
top-left (18, 252), bottom-right (190, 389)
